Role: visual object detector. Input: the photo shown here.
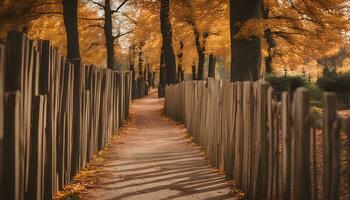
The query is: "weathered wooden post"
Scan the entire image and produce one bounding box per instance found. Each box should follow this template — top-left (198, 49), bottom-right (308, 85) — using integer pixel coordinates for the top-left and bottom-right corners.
top-left (294, 88), bottom-right (311, 200)
top-left (0, 43), bottom-right (5, 198)
top-left (251, 82), bottom-right (268, 200)
top-left (3, 92), bottom-right (21, 200)
top-left (281, 92), bottom-right (291, 200)
top-left (27, 96), bottom-right (46, 200)
top-left (242, 81), bottom-right (253, 193)
top-left (4, 32), bottom-right (31, 200)
top-left (323, 92), bottom-right (340, 200)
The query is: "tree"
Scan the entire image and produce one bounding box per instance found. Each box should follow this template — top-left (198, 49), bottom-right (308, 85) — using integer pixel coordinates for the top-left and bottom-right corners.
top-left (89, 0), bottom-right (132, 70)
top-left (177, 41), bottom-right (184, 82)
top-left (160, 0), bottom-right (177, 84)
top-left (192, 62), bottom-right (196, 80)
top-left (0, 0), bottom-right (60, 38)
top-left (262, 2), bottom-right (275, 74)
top-left (62, 0), bottom-right (81, 60)
top-left (238, 0), bottom-right (349, 74)
top-left (208, 53), bottom-right (216, 79)
top-left (190, 24), bottom-right (208, 80)
top-left (175, 0), bottom-right (222, 80)
top-left (230, 0), bottom-right (262, 82)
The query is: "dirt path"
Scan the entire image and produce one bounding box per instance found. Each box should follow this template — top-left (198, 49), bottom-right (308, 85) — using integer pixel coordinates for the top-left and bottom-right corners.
top-left (85, 90), bottom-right (237, 200)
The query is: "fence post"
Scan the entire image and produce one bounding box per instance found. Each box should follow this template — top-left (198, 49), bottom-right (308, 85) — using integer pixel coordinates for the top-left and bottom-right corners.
top-left (234, 82), bottom-right (243, 188)
top-left (251, 82), bottom-right (268, 200)
top-left (3, 92), bottom-right (21, 200)
top-left (281, 92), bottom-right (291, 200)
top-left (323, 92), bottom-right (340, 200)
top-left (294, 88), bottom-right (311, 200)
top-left (242, 81), bottom-right (252, 193)
top-left (0, 43), bottom-right (5, 197)
top-left (27, 96), bottom-right (46, 200)
top-left (267, 87), bottom-right (274, 199)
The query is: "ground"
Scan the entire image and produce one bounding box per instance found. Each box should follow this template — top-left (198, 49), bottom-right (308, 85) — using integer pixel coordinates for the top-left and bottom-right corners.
top-left (82, 90), bottom-right (238, 200)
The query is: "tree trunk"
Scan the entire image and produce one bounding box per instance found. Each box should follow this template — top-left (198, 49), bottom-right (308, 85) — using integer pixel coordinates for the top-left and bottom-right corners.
top-left (147, 67), bottom-right (152, 88)
top-left (208, 53), bottom-right (216, 79)
top-left (138, 42), bottom-right (144, 79)
top-left (158, 51), bottom-right (166, 97)
top-left (129, 45), bottom-right (136, 80)
top-left (104, 0), bottom-right (116, 70)
top-left (230, 0), bottom-right (261, 81)
top-left (160, 0), bottom-right (177, 84)
top-left (130, 45), bottom-right (138, 99)
top-left (262, 4), bottom-right (275, 74)
top-left (177, 41), bottom-right (184, 82)
top-left (193, 27), bottom-right (206, 80)
top-left (152, 72), bottom-right (156, 87)
top-left (62, 0), bottom-right (80, 60)
top-left (192, 62), bottom-right (197, 80)
top-left (159, 51), bottom-right (166, 85)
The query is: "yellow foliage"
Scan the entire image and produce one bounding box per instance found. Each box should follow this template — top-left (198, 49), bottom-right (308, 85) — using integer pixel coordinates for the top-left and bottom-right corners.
top-left (1, 0), bottom-right (349, 76)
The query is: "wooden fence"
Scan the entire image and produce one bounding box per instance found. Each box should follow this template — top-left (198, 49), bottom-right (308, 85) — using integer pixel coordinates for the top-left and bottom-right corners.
top-left (0, 31), bottom-right (132, 200)
top-left (165, 79), bottom-right (350, 200)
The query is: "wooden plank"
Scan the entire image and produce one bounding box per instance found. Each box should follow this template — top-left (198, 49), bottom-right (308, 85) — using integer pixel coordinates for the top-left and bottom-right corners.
top-left (234, 81), bottom-right (243, 188)
top-left (98, 70), bottom-right (107, 150)
top-left (323, 92), bottom-right (340, 200)
top-left (251, 82), bottom-right (268, 199)
top-left (0, 43), bottom-right (5, 195)
top-left (3, 92), bottom-right (22, 200)
top-left (71, 59), bottom-right (83, 176)
top-left (242, 81), bottom-right (252, 193)
top-left (228, 83), bottom-right (236, 178)
top-left (294, 88), bottom-right (311, 200)
top-left (27, 96), bottom-right (45, 200)
top-left (267, 87), bottom-right (274, 199)
top-left (57, 56), bottom-right (66, 190)
top-left (281, 92), bottom-right (291, 200)
top-left (5, 31), bottom-right (26, 91)
top-left (342, 117), bottom-right (350, 198)
top-left (24, 39), bottom-right (34, 193)
top-left (5, 32), bottom-right (27, 200)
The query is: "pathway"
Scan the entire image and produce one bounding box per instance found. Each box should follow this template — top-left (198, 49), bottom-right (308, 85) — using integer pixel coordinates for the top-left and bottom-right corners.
top-left (85, 90), bottom-right (236, 200)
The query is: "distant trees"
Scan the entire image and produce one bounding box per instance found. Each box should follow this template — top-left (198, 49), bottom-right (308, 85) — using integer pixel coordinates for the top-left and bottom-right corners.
top-left (238, 0), bottom-right (349, 73)
top-left (2, 0), bottom-right (349, 81)
top-left (160, 0), bottom-right (177, 84)
top-left (0, 0), bottom-right (60, 38)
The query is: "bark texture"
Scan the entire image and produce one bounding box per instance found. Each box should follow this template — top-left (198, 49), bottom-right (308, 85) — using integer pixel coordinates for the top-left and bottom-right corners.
top-left (230, 0), bottom-right (261, 81)
top-left (208, 53), bottom-right (216, 79)
top-left (62, 0), bottom-right (80, 60)
top-left (104, 0), bottom-right (116, 70)
top-left (160, 0), bottom-right (177, 84)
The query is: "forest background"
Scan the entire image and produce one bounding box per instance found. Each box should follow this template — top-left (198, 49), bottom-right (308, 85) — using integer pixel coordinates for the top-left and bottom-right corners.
top-left (1, 0), bottom-right (349, 81)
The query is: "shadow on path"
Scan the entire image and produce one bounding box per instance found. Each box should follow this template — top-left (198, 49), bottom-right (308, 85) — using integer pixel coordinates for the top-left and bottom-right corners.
top-left (85, 90), bottom-right (237, 200)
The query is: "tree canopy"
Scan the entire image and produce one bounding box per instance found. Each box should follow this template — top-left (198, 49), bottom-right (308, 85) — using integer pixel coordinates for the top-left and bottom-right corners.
top-left (1, 0), bottom-right (349, 79)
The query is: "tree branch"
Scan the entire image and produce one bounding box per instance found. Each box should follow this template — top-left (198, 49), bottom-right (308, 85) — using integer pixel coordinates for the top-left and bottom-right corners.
top-left (89, 0), bottom-right (105, 8)
top-left (116, 12), bottom-right (137, 25)
top-left (86, 24), bottom-right (104, 29)
top-left (113, 30), bottom-right (133, 40)
top-left (111, 0), bottom-right (129, 13)
top-left (79, 17), bottom-right (105, 21)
